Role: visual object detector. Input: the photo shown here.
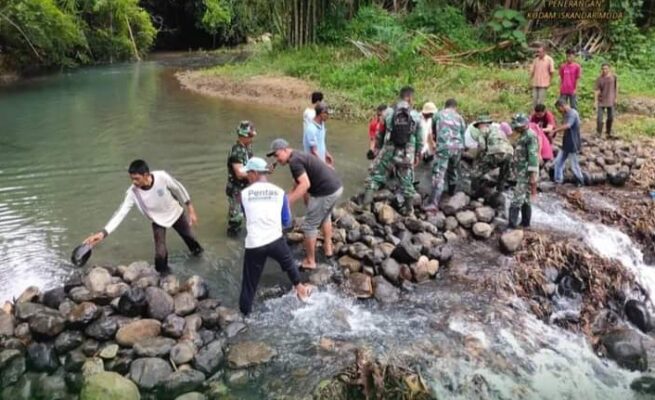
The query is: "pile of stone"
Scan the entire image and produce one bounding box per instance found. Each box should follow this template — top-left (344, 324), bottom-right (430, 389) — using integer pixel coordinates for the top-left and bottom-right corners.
top-left (0, 262), bottom-right (276, 400)
top-left (289, 190), bottom-right (525, 302)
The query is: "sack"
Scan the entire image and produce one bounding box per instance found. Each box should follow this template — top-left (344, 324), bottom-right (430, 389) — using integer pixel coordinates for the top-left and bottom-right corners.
top-left (389, 103), bottom-right (416, 147)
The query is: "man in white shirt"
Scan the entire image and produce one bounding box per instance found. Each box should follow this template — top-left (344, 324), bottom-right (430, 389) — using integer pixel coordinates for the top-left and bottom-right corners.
top-left (239, 157), bottom-right (312, 315)
top-left (84, 159), bottom-right (202, 274)
top-left (303, 91), bottom-right (323, 131)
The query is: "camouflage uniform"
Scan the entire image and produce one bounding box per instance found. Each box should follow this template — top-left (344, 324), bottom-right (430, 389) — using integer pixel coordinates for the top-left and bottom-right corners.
top-left (226, 142), bottom-right (253, 232)
top-left (428, 108), bottom-right (466, 205)
top-left (366, 104), bottom-right (423, 210)
top-left (471, 124), bottom-right (514, 191)
top-left (511, 128), bottom-right (539, 208)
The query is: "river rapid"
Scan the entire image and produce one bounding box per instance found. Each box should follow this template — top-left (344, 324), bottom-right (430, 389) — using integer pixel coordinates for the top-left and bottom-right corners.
top-left (0, 57), bottom-right (652, 399)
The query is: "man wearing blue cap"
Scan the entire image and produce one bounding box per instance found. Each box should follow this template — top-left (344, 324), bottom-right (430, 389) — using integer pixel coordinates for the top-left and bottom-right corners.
top-left (239, 157), bottom-right (313, 315)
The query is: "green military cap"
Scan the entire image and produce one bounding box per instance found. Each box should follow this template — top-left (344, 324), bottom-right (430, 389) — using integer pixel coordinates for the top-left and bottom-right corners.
top-left (473, 114), bottom-right (493, 127)
top-left (236, 120), bottom-right (255, 137)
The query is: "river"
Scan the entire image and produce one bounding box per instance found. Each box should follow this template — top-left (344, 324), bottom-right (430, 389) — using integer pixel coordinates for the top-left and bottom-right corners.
top-left (0, 58), bottom-right (648, 399)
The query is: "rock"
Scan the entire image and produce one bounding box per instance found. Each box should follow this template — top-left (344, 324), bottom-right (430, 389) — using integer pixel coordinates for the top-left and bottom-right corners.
top-left (118, 287), bottom-right (148, 317)
top-left (116, 319), bottom-right (161, 347)
top-left (472, 222), bottom-right (493, 239)
top-left (64, 272), bottom-right (83, 293)
top-left (129, 357), bottom-right (173, 390)
top-left (105, 283), bottom-right (130, 298)
top-left (67, 302), bottom-right (100, 327)
top-left (500, 230), bottom-right (524, 253)
top-left (157, 369), bottom-right (206, 400)
top-left (174, 292), bottom-right (198, 316)
top-left (54, 330), bottom-right (84, 354)
top-left (14, 322), bottom-right (31, 341)
top-left (349, 273), bottom-right (373, 298)
top-left (170, 340), bottom-right (197, 365)
top-left (455, 210), bottom-right (477, 228)
top-left (84, 317), bottom-right (118, 341)
top-left (84, 267), bottom-right (112, 293)
top-left (378, 242), bottom-right (395, 258)
top-left (134, 337), bottom-right (176, 357)
top-left (309, 266), bottom-right (333, 286)
top-left (474, 206), bottom-right (495, 223)
top-left (185, 276), bottom-right (209, 299)
top-left (373, 276), bottom-right (399, 303)
top-left (441, 192), bottom-right (470, 215)
top-left (376, 203), bottom-right (398, 225)
top-left (162, 314), bottom-right (186, 338)
top-left (26, 342), bottom-right (60, 372)
top-left (185, 313), bottom-right (203, 333)
top-left (625, 300), bottom-right (652, 333)
top-left (225, 321), bottom-right (248, 338)
top-left (198, 308), bottom-right (219, 329)
top-left (82, 357), bottom-right (105, 377)
top-left (146, 287), bottom-right (175, 320)
top-left (15, 302), bottom-right (48, 321)
top-left (225, 369), bottom-right (249, 387)
top-left (608, 171), bottom-right (629, 187)
top-left (16, 286), bottom-right (41, 304)
top-left (123, 261), bottom-right (156, 283)
top-left (161, 275), bottom-right (180, 296)
top-left (338, 255), bottom-right (361, 273)
top-left (28, 309), bottom-right (66, 337)
top-left (227, 341), bottom-right (277, 369)
top-left (58, 299), bottom-right (76, 316)
top-left (390, 241), bottom-right (421, 264)
top-left (64, 350), bottom-right (87, 372)
top-left (0, 349), bottom-right (21, 371)
top-left (99, 343), bottom-right (119, 359)
top-left (134, 274), bottom-right (160, 289)
top-left (378, 258), bottom-right (401, 285)
top-left (41, 287), bottom-right (66, 310)
top-left (0, 312), bottom-right (14, 337)
top-left (404, 217), bottom-right (425, 233)
top-left (346, 228), bottom-right (361, 243)
top-left (34, 372), bottom-right (68, 400)
top-left (81, 371), bottom-right (140, 400)
top-left (286, 232), bottom-right (304, 242)
top-left (105, 355), bottom-right (133, 375)
top-left (427, 259), bottom-right (439, 276)
top-left (337, 213), bottom-right (359, 230)
top-left (444, 216), bottom-right (459, 231)
top-left (444, 231), bottom-right (459, 242)
top-left (216, 307), bottom-right (241, 330)
top-left (411, 256), bottom-right (431, 283)
top-left (631, 375), bottom-right (655, 395)
top-left (197, 299), bottom-right (220, 310)
top-left (1, 355), bottom-right (25, 386)
top-left (82, 339), bottom-right (100, 356)
top-left (193, 339), bottom-right (225, 375)
top-left (602, 328), bottom-right (648, 371)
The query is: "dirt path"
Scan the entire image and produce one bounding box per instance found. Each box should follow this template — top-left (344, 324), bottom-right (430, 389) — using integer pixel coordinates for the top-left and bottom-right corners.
top-left (177, 70), bottom-right (315, 113)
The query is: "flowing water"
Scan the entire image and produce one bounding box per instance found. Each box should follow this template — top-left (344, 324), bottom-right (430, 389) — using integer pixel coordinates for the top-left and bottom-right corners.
top-left (0, 58), bottom-right (652, 399)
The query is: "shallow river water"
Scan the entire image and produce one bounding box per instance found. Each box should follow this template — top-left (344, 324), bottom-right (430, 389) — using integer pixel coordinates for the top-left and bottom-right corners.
top-left (0, 58), bottom-right (650, 399)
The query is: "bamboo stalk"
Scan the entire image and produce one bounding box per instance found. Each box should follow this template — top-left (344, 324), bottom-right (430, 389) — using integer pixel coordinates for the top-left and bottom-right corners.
top-left (125, 15), bottom-right (141, 61)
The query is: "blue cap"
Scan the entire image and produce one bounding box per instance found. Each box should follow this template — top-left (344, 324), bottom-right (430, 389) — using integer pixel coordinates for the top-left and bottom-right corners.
top-left (240, 157), bottom-right (269, 174)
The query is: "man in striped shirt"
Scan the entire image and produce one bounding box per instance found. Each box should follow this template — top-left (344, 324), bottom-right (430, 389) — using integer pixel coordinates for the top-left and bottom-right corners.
top-left (84, 159), bottom-right (203, 274)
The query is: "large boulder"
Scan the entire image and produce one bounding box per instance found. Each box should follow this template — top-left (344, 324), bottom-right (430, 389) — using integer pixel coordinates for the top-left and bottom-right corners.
top-left (0, 312), bottom-right (14, 337)
top-left (16, 286), bottom-right (40, 304)
top-left (625, 300), bottom-right (653, 333)
top-left (162, 314), bottom-right (186, 338)
top-left (338, 255), bottom-right (361, 273)
top-left (85, 317), bottom-right (118, 341)
top-left (474, 206), bottom-right (495, 223)
top-left (84, 267), bottom-right (112, 293)
top-left (26, 342), bottom-right (60, 372)
top-left (373, 276), bottom-right (399, 303)
top-left (116, 319), bottom-right (161, 347)
top-left (390, 241), bottom-right (421, 264)
top-left (376, 203), bottom-right (398, 225)
top-left (123, 261), bottom-right (156, 283)
top-left (601, 328), bottom-right (648, 371)
top-left (118, 287), bottom-right (147, 317)
top-left (455, 210), bottom-right (477, 228)
top-left (129, 357), bottom-right (173, 391)
top-left (145, 287), bottom-right (174, 321)
top-left (28, 309), bottom-right (66, 337)
top-left (193, 339), bottom-right (225, 375)
top-left (227, 341), bottom-right (277, 369)
top-left (64, 350), bottom-right (87, 372)
top-left (381, 258), bottom-right (401, 285)
top-left (156, 369), bottom-right (206, 400)
top-left (174, 292), bottom-right (198, 316)
top-left (349, 273), bottom-right (373, 299)
top-left (42, 287), bottom-right (67, 310)
top-left (134, 337), bottom-right (176, 358)
top-left (67, 302), bottom-right (100, 328)
top-left (185, 276), bottom-right (209, 300)
top-left (55, 330), bottom-right (84, 354)
top-left (441, 192), bottom-right (470, 216)
top-left (1, 354), bottom-right (25, 387)
top-left (472, 222), bottom-right (493, 239)
top-left (81, 371), bottom-right (140, 400)
top-left (15, 302), bottom-right (49, 321)
top-left (500, 230), bottom-right (524, 253)
top-left (170, 340), bottom-right (197, 365)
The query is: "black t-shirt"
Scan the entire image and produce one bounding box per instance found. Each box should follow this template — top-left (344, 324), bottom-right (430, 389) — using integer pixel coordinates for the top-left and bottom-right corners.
top-left (288, 151), bottom-right (342, 197)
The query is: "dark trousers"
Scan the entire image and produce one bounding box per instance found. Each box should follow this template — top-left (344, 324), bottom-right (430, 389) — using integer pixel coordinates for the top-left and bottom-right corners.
top-left (152, 212), bottom-right (203, 272)
top-left (596, 106), bottom-right (614, 136)
top-left (559, 94), bottom-right (578, 110)
top-left (239, 237), bottom-right (301, 315)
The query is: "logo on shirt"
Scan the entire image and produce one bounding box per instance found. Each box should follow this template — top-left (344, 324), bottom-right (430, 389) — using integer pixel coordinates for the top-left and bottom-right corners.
top-left (157, 188), bottom-right (165, 197)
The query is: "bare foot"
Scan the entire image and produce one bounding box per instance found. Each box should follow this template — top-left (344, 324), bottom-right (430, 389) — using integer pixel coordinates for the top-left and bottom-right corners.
top-left (301, 259), bottom-right (317, 270)
top-left (324, 243), bottom-right (334, 258)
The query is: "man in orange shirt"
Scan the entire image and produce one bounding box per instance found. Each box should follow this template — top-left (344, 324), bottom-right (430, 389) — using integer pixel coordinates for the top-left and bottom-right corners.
top-left (529, 46), bottom-right (555, 107)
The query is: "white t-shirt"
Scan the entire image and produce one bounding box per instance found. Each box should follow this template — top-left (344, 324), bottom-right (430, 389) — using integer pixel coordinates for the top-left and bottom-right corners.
top-left (241, 181), bottom-right (291, 249)
top-left (303, 107), bottom-right (316, 131)
top-left (104, 170), bottom-right (190, 234)
top-left (420, 117), bottom-right (432, 155)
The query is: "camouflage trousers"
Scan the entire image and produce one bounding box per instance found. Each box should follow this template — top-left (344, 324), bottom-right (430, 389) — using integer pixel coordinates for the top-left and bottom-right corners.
top-left (226, 189), bottom-right (244, 230)
top-left (510, 173), bottom-right (532, 208)
top-left (430, 149), bottom-right (462, 203)
top-left (471, 152), bottom-right (512, 191)
top-left (367, 145), bottom-right (416, 201)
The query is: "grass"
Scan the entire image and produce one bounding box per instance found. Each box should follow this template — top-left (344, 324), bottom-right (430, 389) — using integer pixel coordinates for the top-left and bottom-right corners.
top-left (204, 43), bottom-right (655, 137)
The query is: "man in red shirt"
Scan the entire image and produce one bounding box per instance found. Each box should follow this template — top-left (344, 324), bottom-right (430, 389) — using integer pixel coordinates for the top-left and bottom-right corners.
top-left (529, 104), bottom-right (556, 143)
top-left (367, 104), bottom-right (387, 159)
top-left (558, 49), bottom-right (581, 109)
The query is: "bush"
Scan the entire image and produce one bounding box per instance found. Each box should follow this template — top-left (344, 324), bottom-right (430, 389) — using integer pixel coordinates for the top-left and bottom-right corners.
top-left (404, 2), bottom-right (484, 50)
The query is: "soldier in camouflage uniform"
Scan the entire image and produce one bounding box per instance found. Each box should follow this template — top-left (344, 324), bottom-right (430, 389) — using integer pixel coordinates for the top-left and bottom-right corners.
top-left (362, 87), bottom-right (423, 216)
top-left (226, 121), bottom-right (256, 236)
top-left (470, 115), bottom-right (514, 192)
top-left (509, 113), bottom-right (539, 229)
top-left (423, 99), bottom-right (466, 212)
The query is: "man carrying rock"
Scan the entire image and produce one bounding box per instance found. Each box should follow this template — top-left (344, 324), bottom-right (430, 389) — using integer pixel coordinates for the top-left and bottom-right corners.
top-left (362, 86), bottom-right (424, 216)
top-left (226, 121), bottom-right (256, 236)
top-left (238, 157), bottom-right (312, 315)
top-left (470, 115), bottom-right (514, 193)
top-left (423, 98), bottom-right (466, 213)
top-left (509, 114), bottom-right (539, 229)
top-left (84, 160), bottom-right (203, 274)
top-left (552, 99), bottom-right (584, 187)
top-left (268, 139), bottom-right (343, 270)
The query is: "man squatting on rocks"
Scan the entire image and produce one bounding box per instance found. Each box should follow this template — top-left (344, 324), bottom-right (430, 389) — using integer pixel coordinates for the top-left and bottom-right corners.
top-left (226, 120), bottom-right (256, 237)
top-left (238, 157), bottom-right (312, 315)
top-left (84, 159), bottom-right (203, 274)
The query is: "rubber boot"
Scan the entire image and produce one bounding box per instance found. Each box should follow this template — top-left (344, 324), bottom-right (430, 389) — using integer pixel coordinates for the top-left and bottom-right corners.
top-left (362, 189), bottom-right (374, 206)
top-left (520, 203), bottom-right (532, 228)
top-left (606, 118), bottom-right (614, 139)
top-left (448, 184), bottom-right (457, 197)
top-left (508, 206), bottom-right (520, 229)
top-left (226, 225), bottom-right (240, 238)
top-left (423, 187), bottom-right (441, 213)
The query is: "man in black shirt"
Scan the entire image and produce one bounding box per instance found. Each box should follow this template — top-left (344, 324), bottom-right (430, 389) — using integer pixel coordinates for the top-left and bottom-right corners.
top-left (267, 139), bottom-right (343, 269)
